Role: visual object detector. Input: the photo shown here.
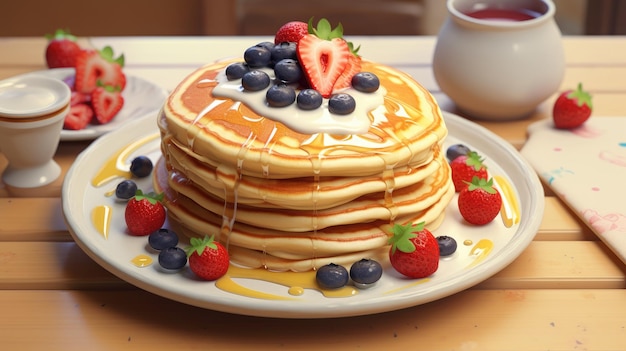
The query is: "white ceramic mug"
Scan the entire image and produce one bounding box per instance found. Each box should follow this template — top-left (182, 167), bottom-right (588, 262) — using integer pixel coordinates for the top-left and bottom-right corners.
top-left (0, 75), bottom-right (70, 188)
top-left (433, 0), bottom-right (565, 120)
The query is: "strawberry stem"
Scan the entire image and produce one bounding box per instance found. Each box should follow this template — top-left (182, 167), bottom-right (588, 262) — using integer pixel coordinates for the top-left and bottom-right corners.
top-left (185, 235), bottom-right (218, 257)
top-left (465, 151), bottom-right (486, 171)
top-left (45, 28), bottom-right (76, 41)
top-left (133, 189), bottom-right (164, 204)
top-left (465, 177), bottom-right (497, 194)
top-left (388, 222), bottom-right (425, 254)
top-left (567, 82), bottom-right (593, 110)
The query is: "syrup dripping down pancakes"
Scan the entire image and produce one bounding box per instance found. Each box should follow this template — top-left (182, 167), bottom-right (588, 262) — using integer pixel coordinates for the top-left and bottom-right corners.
top-left (155, 60), bottom-right (453, 271)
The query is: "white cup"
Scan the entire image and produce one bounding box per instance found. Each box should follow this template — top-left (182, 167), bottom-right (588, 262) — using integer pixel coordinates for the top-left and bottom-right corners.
top-left (0, 75), bottom-right (70, 188)
top-left (433, 0), bottom-right (565, 120)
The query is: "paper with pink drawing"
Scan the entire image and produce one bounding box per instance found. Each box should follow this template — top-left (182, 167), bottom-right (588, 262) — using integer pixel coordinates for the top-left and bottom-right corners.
top-left (521, 117), bottom-right (626, 265)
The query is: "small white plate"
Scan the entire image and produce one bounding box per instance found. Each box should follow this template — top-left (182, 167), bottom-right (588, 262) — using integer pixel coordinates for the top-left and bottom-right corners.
top-left (19, 68), bottom-right (168, 141)
top-left (62, 111), bottom-right (544, 318)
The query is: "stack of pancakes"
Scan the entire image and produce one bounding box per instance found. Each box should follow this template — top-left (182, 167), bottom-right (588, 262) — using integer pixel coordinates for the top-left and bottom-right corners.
top-left (154, 60), bottom-right (454, 271)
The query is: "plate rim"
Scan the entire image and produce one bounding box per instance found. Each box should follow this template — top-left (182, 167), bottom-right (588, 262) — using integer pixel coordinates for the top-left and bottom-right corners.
top-left (62, 110), bottom-right (544, 318)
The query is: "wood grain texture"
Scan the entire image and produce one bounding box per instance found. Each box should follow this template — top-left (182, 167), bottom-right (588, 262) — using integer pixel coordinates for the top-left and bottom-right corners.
top-left (0, 36), bottom-right (624, 350)
top-left (1, 289), bottom-right (624, 350)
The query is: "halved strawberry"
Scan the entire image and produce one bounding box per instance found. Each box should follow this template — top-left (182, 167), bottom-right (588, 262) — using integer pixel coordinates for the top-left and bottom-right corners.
top-left (297, 35), bottom-right (349, 98)
top-left (333, 53), bottom-right (362, 91)
top-left (70, 91), bottom-right (92, 106)
top-left (91, 86), bottom-right (124, 124)
top-left (64, 103), bottom-right (94, 130)
top-left (74, 46), bottom-right (126, 94)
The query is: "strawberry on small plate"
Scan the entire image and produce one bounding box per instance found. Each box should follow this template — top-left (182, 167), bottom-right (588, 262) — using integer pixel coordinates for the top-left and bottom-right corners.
top-left (18, 68), bottom-right (167, 141)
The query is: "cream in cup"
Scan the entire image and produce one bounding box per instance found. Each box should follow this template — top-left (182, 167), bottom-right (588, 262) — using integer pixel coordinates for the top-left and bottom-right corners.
top-left (0, 75), bottom-right (70, 188)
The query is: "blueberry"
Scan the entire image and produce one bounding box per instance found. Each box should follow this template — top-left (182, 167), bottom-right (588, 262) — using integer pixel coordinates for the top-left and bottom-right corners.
top-left (351, 72), bottom-right (380, 93)
top-left (115, 180), bottom-right (137, 200)
top-left (266, 84), bottom-right (296, 107)
top-left (349, 259), bottom-right (383, 288)
top-left (328, 93), bottom-right (356, 115)
top-left (241, 70), bottom-right (270, 91)
top-left (225, 62), bottom-right (250, 80)
top-left (296, 89), bottom-right (323, 110)
top-left (243, 45), bottom-right (272, 68)
top-left (270, 42), bottom-right (297, 63)
top-left (437, 235), bottom-right (457, 256)
top-left (130, 156), bottom-right (153, 178)
top-left (273, 59), bottom-right (302, 84)
top-left (316, 263), bottom-right (349, 289)
top-left (255, 41), bottom-right (275, 52)
top-left (148, 228), bottom-right (179, 251)
top-left (446, 144), bottom-right (472, 162)
top-left (158, 247), bottom-right (187, 270)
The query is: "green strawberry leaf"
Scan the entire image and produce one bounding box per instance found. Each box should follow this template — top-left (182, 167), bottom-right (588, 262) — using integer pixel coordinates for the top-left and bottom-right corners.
top-left (465, 151), bottom-right (486, 171)
top-left (568, 82), bottom-right (593, 110)
top-left (308, 17), bottom-right (344, 40)
top-left (45, 28), bottom-right (77, 41)
top-left (466, 176), bottom-right (497, 194)
top-left (98, 45), bottom-right (125, 67)
top-left (307, 17), bottom-right (359, 57)
top-left (133, 189), bottom-right (164, 204)
top-left (185, 235), bottom-right (218, 258)
top-left (388, 222), bottom-right (425, 254)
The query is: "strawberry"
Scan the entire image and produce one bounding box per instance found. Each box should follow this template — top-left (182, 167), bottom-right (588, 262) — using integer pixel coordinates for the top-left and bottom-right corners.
top-left (45, 29), bottom-right (82, 68)
top-left (185, 235), bottom-right (230, 281)
top-left (450, 151), bottom-right (488, 192)
top-left (388, 222), bottom-right (439, 279)
top-left (124, 190), bottom-right (166, 236)
top-left (297, 18), bottom-right (350, 98)
top-left (333, 52), bottom-right (362, 91)
top-left (70, 91), bottom-right (92, 106)
top-left (63, 103), bottom-right (94, 130)
top-left (553, 83), bottom-right (593, 129)
top-left (457, 177), bottom-right (503, 225)
top-left (274, 21), bottom-right (308, 44)
top-left (91, 86), bottom-right (124, 124)
top-left (74, 46), bottom-right (126, 94)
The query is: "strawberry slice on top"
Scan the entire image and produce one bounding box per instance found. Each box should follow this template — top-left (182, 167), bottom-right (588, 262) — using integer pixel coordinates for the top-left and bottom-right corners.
top-left (333, 51), bottom-right (362, 91)
top-left (75, 46), bottom-right (126, 94)
top-left (297, 18), bottom-right (351, 98)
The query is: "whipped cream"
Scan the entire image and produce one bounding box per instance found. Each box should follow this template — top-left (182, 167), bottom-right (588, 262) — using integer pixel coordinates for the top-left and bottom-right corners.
top-left (211, 68), bottom-right (385, 135)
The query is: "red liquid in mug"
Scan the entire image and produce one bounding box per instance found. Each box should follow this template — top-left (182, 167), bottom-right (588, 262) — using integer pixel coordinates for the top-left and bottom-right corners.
top-left (465, 8), bottom-right (541, 21)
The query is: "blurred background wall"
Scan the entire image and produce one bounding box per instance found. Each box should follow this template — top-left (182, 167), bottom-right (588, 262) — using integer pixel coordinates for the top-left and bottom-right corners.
top-left (0, 0), bottom-right (622, 37)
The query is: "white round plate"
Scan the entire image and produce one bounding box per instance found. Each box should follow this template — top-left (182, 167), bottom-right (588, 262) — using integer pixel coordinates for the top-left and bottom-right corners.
top-left (62, 111), bottom-right (544, 318)
top-left (20, 68), bottom-right (167, 141)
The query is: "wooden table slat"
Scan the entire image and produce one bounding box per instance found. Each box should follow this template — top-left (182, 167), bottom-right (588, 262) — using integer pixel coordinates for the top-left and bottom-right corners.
top-left (1, 289), bottom-right (624, 350)
top-left (0, 240), bottom-right (622, 291)
top-left (0, 35), bottom-right (624, 350)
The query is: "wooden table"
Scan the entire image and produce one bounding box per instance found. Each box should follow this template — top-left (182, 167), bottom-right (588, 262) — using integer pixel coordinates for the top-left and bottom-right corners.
top-left (1, 36), bottom-right (625, 350)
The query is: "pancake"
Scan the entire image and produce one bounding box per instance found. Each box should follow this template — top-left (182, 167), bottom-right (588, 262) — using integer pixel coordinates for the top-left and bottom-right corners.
top-left (159, 60), bottom-right (447, 179)
top-left (154, 158), bottom-right (452, 271)
top-left (156, 50), bottom-right (453, 271)
top-left (164, 136), bottom-right (442, 211)
top-left (164, 153), bottom-right (451, 232)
